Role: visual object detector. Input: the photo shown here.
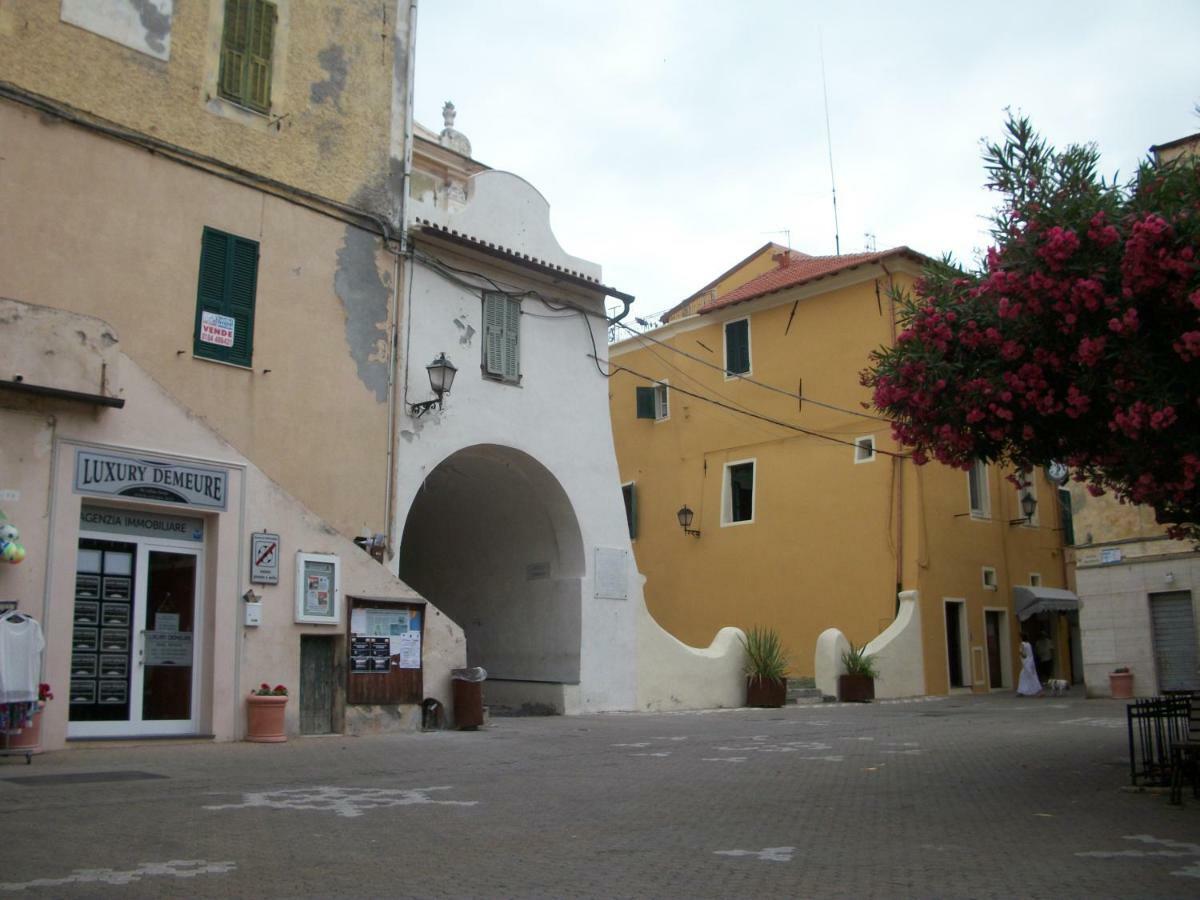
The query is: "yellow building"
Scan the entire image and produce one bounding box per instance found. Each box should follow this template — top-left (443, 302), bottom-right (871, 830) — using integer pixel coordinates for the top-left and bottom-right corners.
top-left (609, 245), bottom-right (1073, 696)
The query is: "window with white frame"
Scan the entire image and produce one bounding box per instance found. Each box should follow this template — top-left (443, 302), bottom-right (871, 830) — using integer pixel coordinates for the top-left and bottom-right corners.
top-left (1029, 572), bottom-right (1042, 587)
top-left (854, 436), bottom-right (876, 463)
top-left (634, 381), bottom-right (669, 421)
top-left (968, 459), bottom-right (990, 518)
top-left (724, 318), bottom-right (751, 376)
top-left (654, 381), bottom-right (669, 420)
top-left (483, 292), bottom-right (521, 383)
top-left (982, 566), bottom-right (997, 590)
top-left (722, 459), bottom-right (755, 525)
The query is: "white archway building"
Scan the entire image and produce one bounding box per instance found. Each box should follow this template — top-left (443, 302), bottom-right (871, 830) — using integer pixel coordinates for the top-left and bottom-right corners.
top-left (395, 170), bottom-right (742, 714)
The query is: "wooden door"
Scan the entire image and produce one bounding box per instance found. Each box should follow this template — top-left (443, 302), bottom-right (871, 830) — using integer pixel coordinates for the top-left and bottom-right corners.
top-left (300, 636), bottom-right (334, 734)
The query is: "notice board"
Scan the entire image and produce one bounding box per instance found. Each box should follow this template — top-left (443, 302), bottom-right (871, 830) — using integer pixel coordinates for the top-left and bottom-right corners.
top-left (345, 596), bottom-right (425, 705)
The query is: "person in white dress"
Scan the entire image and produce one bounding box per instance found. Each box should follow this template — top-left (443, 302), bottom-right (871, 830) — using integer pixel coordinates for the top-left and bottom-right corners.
top-left (1017, 634), bottom-right (1043, 696)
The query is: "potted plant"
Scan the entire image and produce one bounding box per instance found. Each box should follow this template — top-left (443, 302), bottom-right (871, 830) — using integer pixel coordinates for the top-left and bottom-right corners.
top-left (7, 683), bottom-right (53, 754)
top-left (1109, 666), bottom-right (1134, 700)
top-left (245, 683), bottom-right (289, 743)
top-left (741, 626), bottom-right (789, 708)
top-left (838, 643), bottom-right (878, 703)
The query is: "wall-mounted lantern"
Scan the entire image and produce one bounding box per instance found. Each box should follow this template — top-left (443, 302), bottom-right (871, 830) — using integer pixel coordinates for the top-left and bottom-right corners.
top-left (677, 505), bottom-right (701, 538)
top-left (410, 353), bottom-right (457, 418)
top-left (1009, 491), bottom-right (1038, 526)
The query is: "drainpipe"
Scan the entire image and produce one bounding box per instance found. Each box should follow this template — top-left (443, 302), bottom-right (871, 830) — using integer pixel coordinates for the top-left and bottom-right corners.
top-left (383, 0), bottom-right (419, 566)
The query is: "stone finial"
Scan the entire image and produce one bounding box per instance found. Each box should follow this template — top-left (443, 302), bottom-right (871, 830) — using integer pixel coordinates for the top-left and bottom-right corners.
top-left (439, 101), bottom-right (472, 157)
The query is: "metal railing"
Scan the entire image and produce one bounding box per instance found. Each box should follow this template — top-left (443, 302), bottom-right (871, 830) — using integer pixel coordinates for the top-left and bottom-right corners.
top-left (1127, 694), bottom-right (1194, 786)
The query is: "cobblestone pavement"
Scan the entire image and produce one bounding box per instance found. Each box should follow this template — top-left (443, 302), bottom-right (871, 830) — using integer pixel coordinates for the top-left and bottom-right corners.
top-left (1, 694), bottom-right (1197, 898)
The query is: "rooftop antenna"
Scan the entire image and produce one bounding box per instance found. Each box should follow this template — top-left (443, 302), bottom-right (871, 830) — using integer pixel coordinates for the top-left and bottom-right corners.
top-left (761, 229), bottom-right (792, 252)
top-left (819, 29), bottom-right (841, 256)
top-left (864, 232), bottom-right (876, 252)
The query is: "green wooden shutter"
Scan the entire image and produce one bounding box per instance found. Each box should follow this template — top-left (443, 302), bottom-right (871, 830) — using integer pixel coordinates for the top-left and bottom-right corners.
top-left (635, 387), bottom-right (656, 418)
top-left (483, 293), bottom-right (520, 382)
top-left (502, 295), bottom-right (520, 381)
top-left (725, 319), bottom-right (750, 374)
top-left (194, 228), bottom-right (258, 367)
top-left (219, 0), bottom-right (275, 112)
top-left (219, 0), bottom-right (250, 104)
top-left (245, 0), bottom-right (276, 112)
top-left (226, 236), bottom-right (259, 366)
top-left (484, 293), bottom-right (505, 377)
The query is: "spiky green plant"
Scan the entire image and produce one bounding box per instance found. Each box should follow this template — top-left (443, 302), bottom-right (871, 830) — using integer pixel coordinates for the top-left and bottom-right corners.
top-left (740, 626), bottom-right (789, 681)
top-left (842, 642), bottom-right (879, 679)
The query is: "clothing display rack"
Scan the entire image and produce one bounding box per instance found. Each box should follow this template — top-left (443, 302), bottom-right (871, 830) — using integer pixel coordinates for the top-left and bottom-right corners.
top-left (0, 610), bottom-right (46, 764)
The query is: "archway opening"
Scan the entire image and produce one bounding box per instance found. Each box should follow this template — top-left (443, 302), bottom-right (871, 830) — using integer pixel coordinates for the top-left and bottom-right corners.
top-left (400, 444), bottom-right (584, 686)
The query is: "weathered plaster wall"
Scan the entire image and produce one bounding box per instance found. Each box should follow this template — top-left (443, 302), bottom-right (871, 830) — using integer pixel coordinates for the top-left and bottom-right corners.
top-left (0, 0), bottom-right (394, 210)
top-left (0, 100), bottom-right (393, 539)
top-left (0, 303), bottom-right (465, 749)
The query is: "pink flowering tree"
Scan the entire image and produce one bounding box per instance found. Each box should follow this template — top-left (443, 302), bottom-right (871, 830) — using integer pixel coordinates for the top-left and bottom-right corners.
top-left (863, 115), bottom-right (1200, 539)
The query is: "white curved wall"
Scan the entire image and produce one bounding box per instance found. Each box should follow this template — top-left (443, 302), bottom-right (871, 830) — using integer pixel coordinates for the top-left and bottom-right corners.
top-left (814, 591), bottom-right (926, 700)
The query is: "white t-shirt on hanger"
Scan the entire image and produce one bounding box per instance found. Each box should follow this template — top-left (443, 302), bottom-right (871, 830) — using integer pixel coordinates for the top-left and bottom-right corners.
top-left (0, 615), bottom-right (46, 703)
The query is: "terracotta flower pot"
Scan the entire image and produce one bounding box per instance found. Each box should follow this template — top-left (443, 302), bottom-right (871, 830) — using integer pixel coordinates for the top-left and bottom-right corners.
top-left (1109, 671), bottom-right (1134, 700)
top-left (245, 694), bottom-right (288, 743)
top-left (746, 676), bottom-right (787, 708)
top-left (6, 711), bottom-right (43, 754)
top-left (838, 674), bottom-right (875, 703)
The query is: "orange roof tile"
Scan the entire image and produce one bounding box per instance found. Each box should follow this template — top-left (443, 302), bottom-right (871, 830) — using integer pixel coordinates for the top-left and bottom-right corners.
top-left (697, 246), bottom-right (928, 314)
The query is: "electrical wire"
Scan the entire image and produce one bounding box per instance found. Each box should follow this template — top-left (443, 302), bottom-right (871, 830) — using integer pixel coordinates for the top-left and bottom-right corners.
top-left (613, 320), bottom-right (892, 423)
top-left (596, 355), bottom-right (910, 459)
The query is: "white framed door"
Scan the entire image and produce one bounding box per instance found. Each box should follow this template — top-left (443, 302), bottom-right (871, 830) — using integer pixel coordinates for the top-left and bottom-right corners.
top-left (69, 534), bottom-right (204, 738)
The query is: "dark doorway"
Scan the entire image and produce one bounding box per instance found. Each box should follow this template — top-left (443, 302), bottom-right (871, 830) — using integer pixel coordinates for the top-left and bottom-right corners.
top-left (300, 636), bottom-right (335, 734)
top-left (945, 601), bottom-right (966, 688)
top-left (985, 611), bottom-right (1004, 689)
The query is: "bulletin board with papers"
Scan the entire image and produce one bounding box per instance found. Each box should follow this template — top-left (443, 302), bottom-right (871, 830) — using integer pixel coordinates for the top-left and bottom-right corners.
top-left (345, 596), bottom-right (424, 705)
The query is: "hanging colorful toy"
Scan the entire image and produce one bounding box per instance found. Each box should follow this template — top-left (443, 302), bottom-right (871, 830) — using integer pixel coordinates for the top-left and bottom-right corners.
top-left (0, 520), bottom-right (26, 565)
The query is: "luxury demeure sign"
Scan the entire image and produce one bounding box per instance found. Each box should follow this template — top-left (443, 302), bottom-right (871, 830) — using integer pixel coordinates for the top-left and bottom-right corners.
top-left (74, 449), bottom-right (228, 510)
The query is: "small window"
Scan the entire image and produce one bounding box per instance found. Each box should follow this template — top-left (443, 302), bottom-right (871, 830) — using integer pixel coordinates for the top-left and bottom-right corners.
top-left (634, 382), bottom-right (669, 420)
top-left (724, 318), bottom-right (751, 376)
top-left (1029, 573), bottom-right (1042, 587)
top-left (194, 227), bottom-right (259, 367)
top-left (483, 292), bottom-right (521, 383)
top-left (982, 566), bottom-right (997, 590)
top-left (621, 482), bottom-right (637, 540)
top-left (218, 0), bottom-right (278, 114)
top-left (968, 459), bottom-right (990, 518)
top-left (854, 436), bottom-right (876, 463)
top-left (722, 459), bottom-right (755, 525)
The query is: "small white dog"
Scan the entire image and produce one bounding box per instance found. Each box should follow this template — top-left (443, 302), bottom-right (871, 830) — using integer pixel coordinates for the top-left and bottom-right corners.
top-left (1044, 678), bottom-right (1070, 696)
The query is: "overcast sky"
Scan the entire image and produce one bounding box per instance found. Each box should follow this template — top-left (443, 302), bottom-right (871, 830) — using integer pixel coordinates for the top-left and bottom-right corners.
top-left (412, 1), bottom-right (1200, 322)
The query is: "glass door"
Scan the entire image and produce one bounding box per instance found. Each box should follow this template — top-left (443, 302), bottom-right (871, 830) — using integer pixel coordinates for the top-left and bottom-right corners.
top-left (69, 538), bottom-right (202, 737)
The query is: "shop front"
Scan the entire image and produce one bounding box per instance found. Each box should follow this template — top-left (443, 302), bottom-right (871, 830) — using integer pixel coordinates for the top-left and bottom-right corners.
top-left (69, 506), bottom-right (207, 738)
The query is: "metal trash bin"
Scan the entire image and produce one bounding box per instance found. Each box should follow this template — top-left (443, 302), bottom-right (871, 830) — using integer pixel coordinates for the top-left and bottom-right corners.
top-left (451, 667), bottom-right (487, 730)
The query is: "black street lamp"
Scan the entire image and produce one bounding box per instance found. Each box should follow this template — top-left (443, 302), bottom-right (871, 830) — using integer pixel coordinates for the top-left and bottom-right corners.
top-left (1009, 491), bottom-right (1038, 526)
top-left (677, 504), bottom-right (701, 538)
top-left (410, 353), bottom-right (457, 418)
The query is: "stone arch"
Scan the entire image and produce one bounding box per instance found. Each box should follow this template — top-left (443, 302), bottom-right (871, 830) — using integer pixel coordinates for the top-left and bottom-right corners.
top-left (399, 444), bottom-right (584, 683)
